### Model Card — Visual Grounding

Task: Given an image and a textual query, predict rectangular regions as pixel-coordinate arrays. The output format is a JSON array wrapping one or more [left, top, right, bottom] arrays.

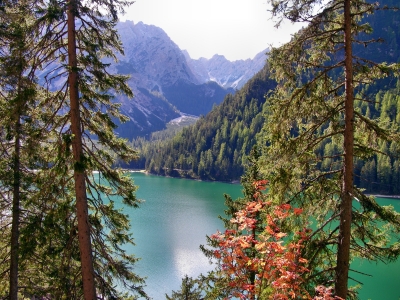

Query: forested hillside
[[2, 0, 399, 298], [130, 66, 276, 180], [133, 76, 400, 194], [133, 3, 400, 195], [352, 82, 400, 194]]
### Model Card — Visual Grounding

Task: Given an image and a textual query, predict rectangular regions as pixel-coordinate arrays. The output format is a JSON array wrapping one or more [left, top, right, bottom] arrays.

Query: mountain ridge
[[183, 50, 268, 89], [111, 20, 266, 138]]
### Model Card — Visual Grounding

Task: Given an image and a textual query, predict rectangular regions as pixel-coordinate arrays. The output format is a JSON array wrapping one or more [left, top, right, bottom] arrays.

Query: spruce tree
[[0, 0, 147, 297], [262, 0, 400, 298], [34, 0, 147, 296], [166, 275, 203, 300], [0, 1, 58, 297]]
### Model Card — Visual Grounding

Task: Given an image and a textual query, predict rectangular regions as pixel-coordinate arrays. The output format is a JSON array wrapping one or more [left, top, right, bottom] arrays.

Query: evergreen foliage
[[261, 0, 400, 297], [352, 83, 400, 194], [165, 275, 204, 300], [1, 0, 400, 297], [168, 0, 400, 298], [0, 1, 67, 297], [0, 0, 147, 298]]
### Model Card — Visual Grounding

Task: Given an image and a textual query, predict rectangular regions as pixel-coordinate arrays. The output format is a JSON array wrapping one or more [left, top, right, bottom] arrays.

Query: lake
[[119, 172, 399, 299]]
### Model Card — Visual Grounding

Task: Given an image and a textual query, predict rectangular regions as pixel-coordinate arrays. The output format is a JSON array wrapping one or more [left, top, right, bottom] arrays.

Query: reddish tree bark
[[335, 0, 354, 297], [67, 1, 97, 298], [9, 118, 21, 300]]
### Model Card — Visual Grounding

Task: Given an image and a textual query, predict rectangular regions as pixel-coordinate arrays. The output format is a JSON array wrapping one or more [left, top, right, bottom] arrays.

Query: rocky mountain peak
[[116, 21, 199, 88], [184, 50, 268, 89], [111, 21, 267, 138]]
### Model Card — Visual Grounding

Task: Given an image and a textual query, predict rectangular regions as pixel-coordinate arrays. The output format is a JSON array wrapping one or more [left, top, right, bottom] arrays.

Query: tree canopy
[[261, 0, 400, 297]]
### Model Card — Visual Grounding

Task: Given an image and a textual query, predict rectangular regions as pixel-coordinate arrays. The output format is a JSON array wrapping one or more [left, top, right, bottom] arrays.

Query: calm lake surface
[[119, 172, 399, 299]]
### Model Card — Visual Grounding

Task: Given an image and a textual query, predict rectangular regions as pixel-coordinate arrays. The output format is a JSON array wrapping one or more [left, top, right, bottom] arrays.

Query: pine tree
[[0, 8, 30, 298], [33, 0, 147, 296], [0, 1, 59, 297], [0, 0, 147, 297], [262, 0, 400, 298], [166, 275, 203, 300]]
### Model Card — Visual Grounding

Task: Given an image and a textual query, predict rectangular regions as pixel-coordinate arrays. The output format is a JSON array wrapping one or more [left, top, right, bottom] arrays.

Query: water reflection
[[173, 247, 210, 279], [122, 173, 241, 299]]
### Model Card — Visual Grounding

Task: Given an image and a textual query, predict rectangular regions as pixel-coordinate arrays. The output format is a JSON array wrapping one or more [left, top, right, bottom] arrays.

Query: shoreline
[[126, 169, 147, 173], [368, 194, 400, 199], [123, 170, 400, 198]]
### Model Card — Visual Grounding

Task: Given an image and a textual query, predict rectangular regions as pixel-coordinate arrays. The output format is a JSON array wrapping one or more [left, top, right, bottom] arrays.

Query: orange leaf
[[275, 232, 287, 239], [293, 208, 303, 215]]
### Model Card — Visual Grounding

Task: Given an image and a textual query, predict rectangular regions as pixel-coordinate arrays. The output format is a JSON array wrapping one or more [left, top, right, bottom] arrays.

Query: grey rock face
[[116, 21, 199, 88], [183, 50, 268, 89], [112, 21, 267, 138]]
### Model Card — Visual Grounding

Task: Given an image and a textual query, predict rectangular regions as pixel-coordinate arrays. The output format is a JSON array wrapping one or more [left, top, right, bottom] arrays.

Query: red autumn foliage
[[210, 180, 342, 300]]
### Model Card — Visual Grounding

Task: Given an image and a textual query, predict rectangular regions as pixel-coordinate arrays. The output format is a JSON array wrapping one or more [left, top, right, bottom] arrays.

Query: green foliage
[[166, 275, 204, 300], [0, 1, 67, 297], [350, 83, 400, 194]]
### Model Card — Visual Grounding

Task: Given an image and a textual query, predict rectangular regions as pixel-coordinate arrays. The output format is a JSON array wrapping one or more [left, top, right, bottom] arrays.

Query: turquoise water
[[119, 173, 399, 299], [351, 197, 400, 300], [121, 173, 242, 299]]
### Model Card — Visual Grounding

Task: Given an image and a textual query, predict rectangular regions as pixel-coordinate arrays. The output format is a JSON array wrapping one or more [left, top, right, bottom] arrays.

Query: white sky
[[120, 0, 303, 61]]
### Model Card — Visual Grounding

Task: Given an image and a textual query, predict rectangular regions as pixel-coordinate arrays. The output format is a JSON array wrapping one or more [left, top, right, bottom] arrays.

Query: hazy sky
[[120, 0, 303, 61]]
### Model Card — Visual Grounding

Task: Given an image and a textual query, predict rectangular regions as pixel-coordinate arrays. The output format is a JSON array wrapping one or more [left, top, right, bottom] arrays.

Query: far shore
[[126, 169, 147, 173], [122, 169, 400, 199], [368, 194, 400, 199]]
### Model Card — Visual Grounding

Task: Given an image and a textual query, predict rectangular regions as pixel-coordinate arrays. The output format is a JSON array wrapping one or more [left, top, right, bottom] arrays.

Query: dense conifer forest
[[132, 77, 400, 194], [0, 0, 146, 298]]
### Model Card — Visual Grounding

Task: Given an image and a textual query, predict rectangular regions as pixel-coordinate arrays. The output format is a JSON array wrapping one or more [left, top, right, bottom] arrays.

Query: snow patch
[[231, 75, 245, 89], [169, 113, 199, 125]]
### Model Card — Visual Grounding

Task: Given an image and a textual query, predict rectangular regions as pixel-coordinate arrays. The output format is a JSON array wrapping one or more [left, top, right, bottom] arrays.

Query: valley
[[112, 20, 267, 138]]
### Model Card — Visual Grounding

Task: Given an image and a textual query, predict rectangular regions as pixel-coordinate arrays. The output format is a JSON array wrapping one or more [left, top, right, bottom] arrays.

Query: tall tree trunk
[[335, 0, 354, 297], [9, 117, 21, 300], [67, 1, 97, 299]]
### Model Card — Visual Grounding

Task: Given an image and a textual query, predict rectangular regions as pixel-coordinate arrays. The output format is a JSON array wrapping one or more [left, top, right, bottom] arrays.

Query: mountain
[[183, 51, 267, 90], [110, 21, 266, 138], [115, 21, 200, 87]]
